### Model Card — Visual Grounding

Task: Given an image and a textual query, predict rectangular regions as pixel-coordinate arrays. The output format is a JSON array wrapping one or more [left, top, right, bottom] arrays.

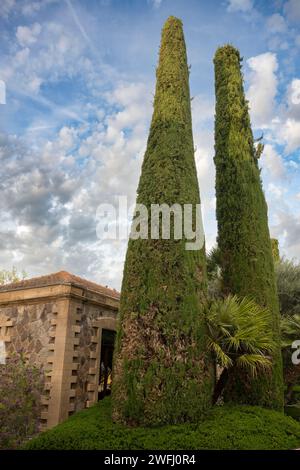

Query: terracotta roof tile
[[0, 271, 120, 299]]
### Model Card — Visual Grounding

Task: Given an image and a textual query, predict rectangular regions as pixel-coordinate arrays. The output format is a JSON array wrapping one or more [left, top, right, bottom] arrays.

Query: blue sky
[[0, 0, 300, 289]]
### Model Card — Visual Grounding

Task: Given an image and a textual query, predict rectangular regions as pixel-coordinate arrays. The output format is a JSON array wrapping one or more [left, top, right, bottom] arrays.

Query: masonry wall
[[71, 300, 116, 413], [0, 301, 56, 367], [0, 282, 119, 430]]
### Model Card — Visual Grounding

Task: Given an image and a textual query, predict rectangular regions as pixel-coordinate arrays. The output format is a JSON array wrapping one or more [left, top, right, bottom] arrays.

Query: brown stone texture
[[0, 271, 119, 429], [1, 303, 55, 366]]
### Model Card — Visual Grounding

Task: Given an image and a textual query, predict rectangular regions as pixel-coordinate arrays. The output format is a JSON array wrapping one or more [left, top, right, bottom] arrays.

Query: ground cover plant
[[24, 398, 300, 450]]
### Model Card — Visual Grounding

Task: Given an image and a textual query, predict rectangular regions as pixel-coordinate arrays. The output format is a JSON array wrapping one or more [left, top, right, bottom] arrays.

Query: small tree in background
[[0, 267, 27, 285], [281, 313, 300, 403], [112, 16, 214, 426], [213, 45, 284, 410], [0, 352, 44, 449], [276, 259, 300, 317], [278, 259, 300, 403], [206, 247, 222, 300]]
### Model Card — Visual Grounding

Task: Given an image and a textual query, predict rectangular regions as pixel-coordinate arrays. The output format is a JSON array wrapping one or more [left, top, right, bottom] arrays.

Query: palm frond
[[236, 354, 272, 377], [206, 337, 233, 368], [205, 295, 275, 376]]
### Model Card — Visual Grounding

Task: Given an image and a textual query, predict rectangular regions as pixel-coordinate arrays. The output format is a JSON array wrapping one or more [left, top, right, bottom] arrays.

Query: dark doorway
[[98, 329, 116, 400]]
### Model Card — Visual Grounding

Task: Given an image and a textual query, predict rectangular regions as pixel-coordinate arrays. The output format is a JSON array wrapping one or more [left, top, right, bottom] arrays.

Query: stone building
[[0, 271, 119, 429]]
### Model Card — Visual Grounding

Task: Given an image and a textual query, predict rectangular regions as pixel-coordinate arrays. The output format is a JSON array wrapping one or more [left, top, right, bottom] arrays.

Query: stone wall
[[0, 302, 56, 367], [67, 296, 118, 415], [0, 272, 119, 429]]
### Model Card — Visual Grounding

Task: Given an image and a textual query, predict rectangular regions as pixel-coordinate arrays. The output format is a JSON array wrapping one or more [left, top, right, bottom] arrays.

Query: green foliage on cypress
[[112, 16, 214, 426], [213, 45, 284, 410], [271, 239, 280, 263]]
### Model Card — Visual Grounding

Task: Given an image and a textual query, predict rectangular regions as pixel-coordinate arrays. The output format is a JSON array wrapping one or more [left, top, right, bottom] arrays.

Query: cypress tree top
[[112, 16, 214, 426], [137, 16, 200, 208], [214, 45, 284, 410]]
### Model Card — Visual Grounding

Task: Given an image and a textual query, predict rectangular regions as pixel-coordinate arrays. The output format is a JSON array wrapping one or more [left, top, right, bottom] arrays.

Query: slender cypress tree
[[112, 17, 214, 426], [213, 45, 284, 410]]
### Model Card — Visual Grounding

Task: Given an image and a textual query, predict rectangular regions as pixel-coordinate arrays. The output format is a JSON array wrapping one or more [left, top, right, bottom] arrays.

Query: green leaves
[[281, 313, 300, 349], [112, 16, 213, 426], [214, 44, 283, 409], [24, 398, 300, 450], [205, 295, 275, 376], [0, 266, 27, 285], [236, 355, 272, 377], [0, 352, 44, 449]]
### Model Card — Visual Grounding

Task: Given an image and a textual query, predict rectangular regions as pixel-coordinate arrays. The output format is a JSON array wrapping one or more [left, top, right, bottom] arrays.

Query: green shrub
[[285, 405, 300, 422], [0, 352, 44, 449], [276, 259, 300, 317], [24, 398, 300, 450]]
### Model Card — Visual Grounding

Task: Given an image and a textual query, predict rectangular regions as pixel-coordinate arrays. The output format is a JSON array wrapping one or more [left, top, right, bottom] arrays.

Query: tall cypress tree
[[213, 45, 284, 410], [112, 16, 214, 426]]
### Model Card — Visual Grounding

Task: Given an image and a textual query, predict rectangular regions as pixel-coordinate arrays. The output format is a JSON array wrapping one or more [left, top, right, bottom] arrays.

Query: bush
[[24, 398, 300, 450], [276, 259, 300, 317], [285, 404, 300, 421], [0, 352, 44, 449]]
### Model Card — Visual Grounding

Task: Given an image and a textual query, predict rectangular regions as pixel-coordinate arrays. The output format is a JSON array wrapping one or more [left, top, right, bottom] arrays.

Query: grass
[[24, 398, 300, 450]]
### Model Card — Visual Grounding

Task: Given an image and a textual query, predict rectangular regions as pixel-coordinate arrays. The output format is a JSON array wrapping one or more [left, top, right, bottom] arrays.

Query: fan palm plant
[[204, 295, 276, 404], [281, 313, 300, 403], [281, 313, 300, 347]]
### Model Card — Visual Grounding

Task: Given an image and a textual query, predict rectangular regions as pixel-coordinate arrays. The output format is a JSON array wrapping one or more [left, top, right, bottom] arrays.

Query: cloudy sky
[[0, 0, 299, 290]]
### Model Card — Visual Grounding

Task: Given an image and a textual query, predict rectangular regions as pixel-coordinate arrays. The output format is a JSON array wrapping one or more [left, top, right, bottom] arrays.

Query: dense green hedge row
[[24, 398, 300, 450]]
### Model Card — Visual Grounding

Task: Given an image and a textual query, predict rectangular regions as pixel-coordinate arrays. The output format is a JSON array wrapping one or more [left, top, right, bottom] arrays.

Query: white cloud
[[246, 52, 278, 128], [192, 95, 214, 128], [266, 13, 287, 34], [286, 78, 300, 118], [58, 126, 77, 151], [268, 182, 285, 199], [0, 80, 6, 104], [151, 0, 162, 8], [271, 210, 300, 261], [16, 22, 41, 47], [0, 0, 59, 18], [227, 0, 253, 12], [284, 0, 300, 22], [279, 118, 300, 154], [192, 91, 217, 252], [2, 21, 92, 96], [253, 76, 300, 155], [22, 1, 51, 16], [0, 0, 299, 284], [0, 0, 15, 17], [261, 144, 286, 180], [0, 79, 153, 288], [266, 78, 300, 154]]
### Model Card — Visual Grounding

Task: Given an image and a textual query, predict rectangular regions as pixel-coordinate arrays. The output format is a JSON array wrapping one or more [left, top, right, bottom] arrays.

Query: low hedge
[[24, 398, 300, 450], [285, 405, 300, 421]]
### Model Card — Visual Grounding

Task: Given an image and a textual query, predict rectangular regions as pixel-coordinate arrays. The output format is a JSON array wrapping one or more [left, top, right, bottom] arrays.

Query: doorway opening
[[98, 329, 116, 400]]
